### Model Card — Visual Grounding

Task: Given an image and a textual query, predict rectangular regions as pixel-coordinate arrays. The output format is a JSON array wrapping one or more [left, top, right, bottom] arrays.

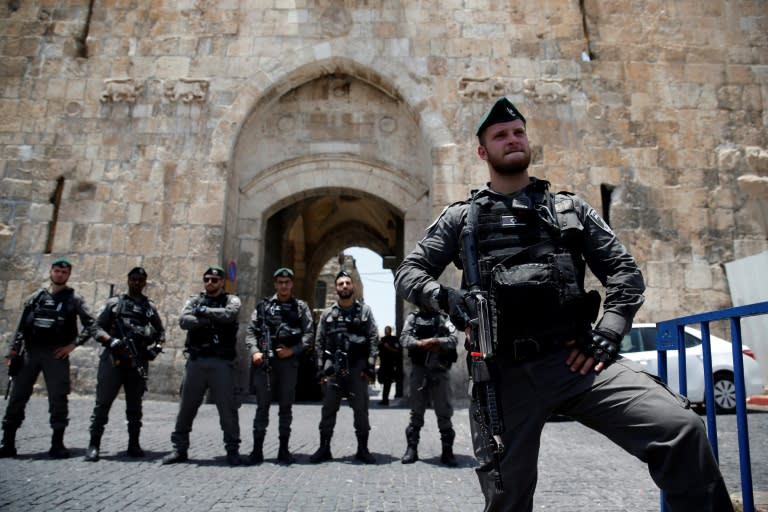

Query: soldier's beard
[[487, 149, 531, 176]]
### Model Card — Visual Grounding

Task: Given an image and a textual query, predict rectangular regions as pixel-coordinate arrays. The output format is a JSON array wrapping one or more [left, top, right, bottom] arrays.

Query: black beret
[[475, 97, 526, 136], [128, 266, 147, 278], [335, 270, 352, 281]]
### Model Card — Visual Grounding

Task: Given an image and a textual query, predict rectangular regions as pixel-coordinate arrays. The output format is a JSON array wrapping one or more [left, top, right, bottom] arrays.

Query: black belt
[[497, 336, 566, 363]]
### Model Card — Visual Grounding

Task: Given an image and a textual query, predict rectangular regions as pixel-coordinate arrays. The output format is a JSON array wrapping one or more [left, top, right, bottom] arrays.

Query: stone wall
[[0, 0, 765, 396]]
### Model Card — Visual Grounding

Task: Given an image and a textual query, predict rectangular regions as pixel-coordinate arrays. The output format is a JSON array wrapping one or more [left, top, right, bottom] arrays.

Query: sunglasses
[[203, 277, 221, 283]]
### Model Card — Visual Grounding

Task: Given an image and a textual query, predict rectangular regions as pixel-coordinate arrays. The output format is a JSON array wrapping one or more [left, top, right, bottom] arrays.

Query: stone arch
[[223, 51, 450, 326]]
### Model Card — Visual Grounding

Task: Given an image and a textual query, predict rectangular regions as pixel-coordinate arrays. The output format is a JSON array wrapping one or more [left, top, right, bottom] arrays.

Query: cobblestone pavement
[[0, 393, 765, 512]]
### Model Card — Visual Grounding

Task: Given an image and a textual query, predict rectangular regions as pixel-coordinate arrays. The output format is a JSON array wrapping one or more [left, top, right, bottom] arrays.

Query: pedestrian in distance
[[400, 305, 459, 466], [0, 258, 100, 459], [309, 270, 379, 465], [245, 267, 314, 465], [394, 97, 735, 512], [162, 265, 243, 466], [376, 325, 402, 406], [84, 266, 165, 462]]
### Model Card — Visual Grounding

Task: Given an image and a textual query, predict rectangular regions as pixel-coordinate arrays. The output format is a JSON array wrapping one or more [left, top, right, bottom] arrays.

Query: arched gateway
[[221, 55, 456, 327]]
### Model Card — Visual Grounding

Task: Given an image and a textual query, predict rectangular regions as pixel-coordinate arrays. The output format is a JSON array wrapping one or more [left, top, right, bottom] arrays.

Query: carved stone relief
[[164, 78, 210, 104], [99, 78, 142, 103]]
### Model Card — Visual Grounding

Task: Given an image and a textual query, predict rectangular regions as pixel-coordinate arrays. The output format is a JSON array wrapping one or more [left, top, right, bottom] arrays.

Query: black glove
[[363, 362, 376, 380], [435, 287, 471, 330], [586, 330, 621, 363], [195, 305, 208, 317], [109, 338, 125, 350], [146, 343, 163, 361]]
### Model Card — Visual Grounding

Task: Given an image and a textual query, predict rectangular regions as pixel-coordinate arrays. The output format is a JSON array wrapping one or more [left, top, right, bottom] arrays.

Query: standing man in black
[[0, 258, 100, 458], [84, 266, 165, 462], [376, 325, 401, 406], [245, 267, 314, 465], [162, 265, 243, 466], [309, 270, 379, 464], [394, 97, 734, 512], [400, 306, 458, 466]]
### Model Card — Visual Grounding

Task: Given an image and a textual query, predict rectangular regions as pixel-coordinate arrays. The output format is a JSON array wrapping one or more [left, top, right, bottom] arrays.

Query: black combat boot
[[161, 449, 188, 465], [249, 433, 264, 465], [277, 435, 294, 465], [354, 433, 376, 464], [0, 428, 17, 458], [440, 428, 457, 467], [309, 434, 332, 463], [48, 429, 70, 459], [401, 425, 419, 464], [127, 430, 144, 457], [225, 449, 242, 466], [84, 432, 102, 462]]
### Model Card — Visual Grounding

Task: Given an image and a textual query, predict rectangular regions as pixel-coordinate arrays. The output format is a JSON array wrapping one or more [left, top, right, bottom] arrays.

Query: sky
[[344, 246, 396, 333]]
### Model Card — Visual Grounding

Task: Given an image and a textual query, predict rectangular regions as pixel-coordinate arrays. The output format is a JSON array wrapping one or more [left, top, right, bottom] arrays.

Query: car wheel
[[713, 372, 737, 414]]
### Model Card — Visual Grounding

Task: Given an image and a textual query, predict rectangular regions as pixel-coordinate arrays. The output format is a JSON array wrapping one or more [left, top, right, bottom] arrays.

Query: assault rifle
[[113, 319, 150, 393], [322, 327, 353, 398], [258, 307, 274, 392], [4, 343, 25, 400], [462, 217, 505, 493]]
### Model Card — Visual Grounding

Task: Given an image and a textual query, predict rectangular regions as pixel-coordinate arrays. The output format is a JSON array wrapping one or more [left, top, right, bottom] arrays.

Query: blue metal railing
[[655, 301, 768, 512]]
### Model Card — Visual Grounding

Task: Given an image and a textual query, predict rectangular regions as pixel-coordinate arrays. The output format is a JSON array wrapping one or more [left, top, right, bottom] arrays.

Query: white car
[[620, 323, 765, 413]]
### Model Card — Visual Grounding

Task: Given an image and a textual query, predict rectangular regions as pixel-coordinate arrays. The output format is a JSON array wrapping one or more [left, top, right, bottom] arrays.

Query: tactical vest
[[469, 180, 598, 343], [186, 293, 238, 359], [325, 302, 369, 363], [261, 297, 302, 345], [112, 294, 158, 349], [24, 288, 78, 346], [407, 312, 458, 368]]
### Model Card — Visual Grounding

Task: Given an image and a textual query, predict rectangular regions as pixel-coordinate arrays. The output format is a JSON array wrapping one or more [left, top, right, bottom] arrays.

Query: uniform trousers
[[251, 356, 299, 438], [2, 346, 70, 431], [471, 347, 734, 512], [318, 359, 370, 437], [89, 350, 145, 437], [170, 356, 240, 453], [407, 365, 453, 433]]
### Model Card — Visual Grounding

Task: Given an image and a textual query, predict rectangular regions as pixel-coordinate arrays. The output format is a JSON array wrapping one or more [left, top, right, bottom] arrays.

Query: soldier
[[161, 265, 243, 466], [394, 97, 734, 512], [309, 270, 378, 464], [0, 258, 100, 459], [245, 267, 314, 465], [400, 305, 459, 466], [84, 267, 165, 462]]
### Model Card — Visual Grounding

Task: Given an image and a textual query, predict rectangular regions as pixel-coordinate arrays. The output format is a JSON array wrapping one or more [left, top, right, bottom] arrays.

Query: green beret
[[51, 257, 72, 268], [273, 267, 294, 278], [475, 97, 526, 136], [203, 265, 226, 278]]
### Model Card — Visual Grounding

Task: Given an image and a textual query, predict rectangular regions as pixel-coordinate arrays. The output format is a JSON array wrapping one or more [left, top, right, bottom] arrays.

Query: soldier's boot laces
[[84, 433, 101, 462], [127, 431, 144, 457], [354, 434, 376, 465], [161, 449, 188, 465], [48, 429, 70, 459], [277, 436, 294, 465], [309, 435, 332, 463], [0, 429, 17, 458], [440, 444, 458, 467], [401, 444, 418, 464], [225, 449, 242, 466], [249, 434, 264, 465]]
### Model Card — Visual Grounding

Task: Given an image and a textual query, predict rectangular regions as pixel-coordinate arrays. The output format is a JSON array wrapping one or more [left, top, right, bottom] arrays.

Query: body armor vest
[[407, 312, 457, 368], [24, 288, 78, 346], [112, 294, 157, 349], [262, 298, 302, 346], [186, 293, 238, 359], [325, 302, 369, 362], [470, 180, 596, 343]]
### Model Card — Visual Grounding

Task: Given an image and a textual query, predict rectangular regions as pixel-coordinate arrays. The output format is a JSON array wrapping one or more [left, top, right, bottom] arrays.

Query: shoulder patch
[[588, 208, 614, 235], [424, 201, 464, 233]]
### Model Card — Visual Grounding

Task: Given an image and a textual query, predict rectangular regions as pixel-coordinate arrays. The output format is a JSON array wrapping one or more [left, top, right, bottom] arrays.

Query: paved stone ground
[[0, 391, 766, 512]]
